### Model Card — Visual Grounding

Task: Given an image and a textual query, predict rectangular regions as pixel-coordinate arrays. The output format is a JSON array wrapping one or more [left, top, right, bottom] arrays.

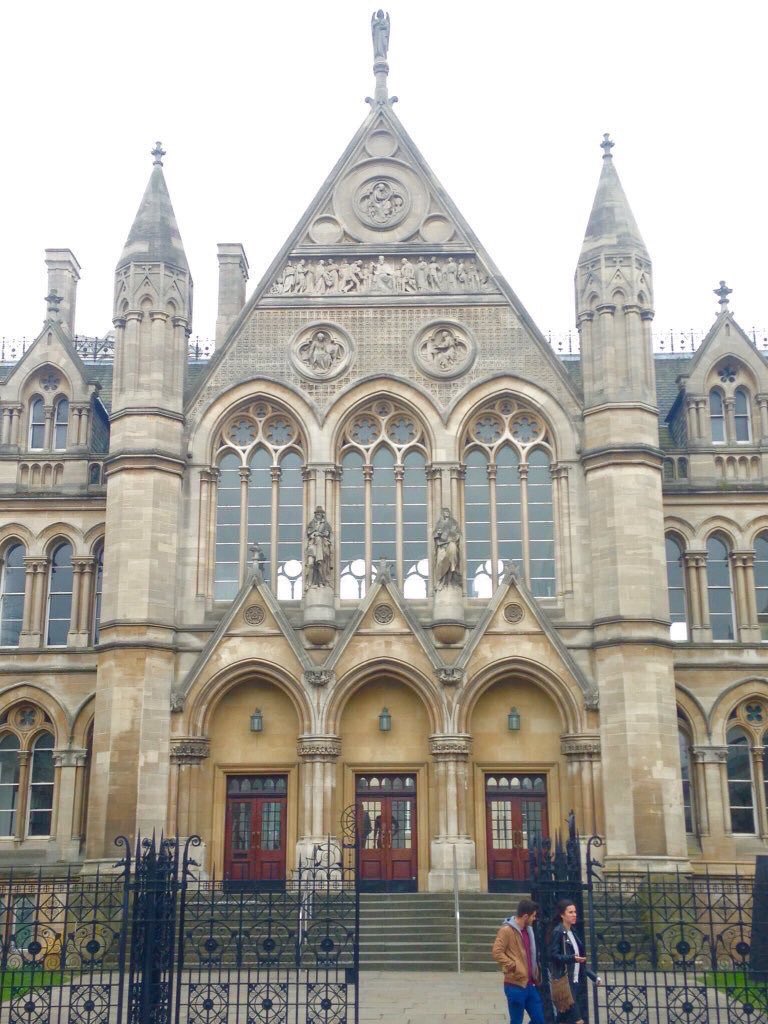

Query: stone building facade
[[0, 26, 766, 886]]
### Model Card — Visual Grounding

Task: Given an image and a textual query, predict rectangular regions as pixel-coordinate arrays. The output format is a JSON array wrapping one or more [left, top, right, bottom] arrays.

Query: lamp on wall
[[378, 707, 392, 732], [507, 707, 521, 731], [250, 708, 264, 733]]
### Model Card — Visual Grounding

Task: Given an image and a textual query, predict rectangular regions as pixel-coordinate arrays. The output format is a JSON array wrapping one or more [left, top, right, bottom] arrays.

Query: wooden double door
[[485, 773, 548, 891], [224, 774, 287, 888], [356, 774, 417, 892]]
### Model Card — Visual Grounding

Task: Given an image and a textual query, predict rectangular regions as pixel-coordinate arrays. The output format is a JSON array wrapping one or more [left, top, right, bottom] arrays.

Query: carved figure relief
[[305, 506, 333, 589], [289, 324, 354, 381], [270, 255, 494, 297], [356, 177, 409, 229], [433, 507, 462, 590], [413, 323, 475, 378]]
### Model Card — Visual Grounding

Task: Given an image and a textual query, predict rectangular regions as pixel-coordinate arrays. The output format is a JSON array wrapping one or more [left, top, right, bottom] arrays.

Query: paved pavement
[[360, 971, 508, 1023]]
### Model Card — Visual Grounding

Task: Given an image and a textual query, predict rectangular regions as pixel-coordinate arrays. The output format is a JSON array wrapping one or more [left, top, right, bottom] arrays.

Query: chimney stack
[[215, 243, 249, 345], [45, 249, 81, 336]]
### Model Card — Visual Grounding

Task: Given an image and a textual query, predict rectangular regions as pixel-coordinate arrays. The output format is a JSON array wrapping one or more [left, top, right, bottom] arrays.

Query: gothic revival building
[[1, 20, 766, 886]]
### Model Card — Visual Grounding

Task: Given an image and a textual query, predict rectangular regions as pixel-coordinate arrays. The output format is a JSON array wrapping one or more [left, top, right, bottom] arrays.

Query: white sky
[[2, 0, 765, 346]]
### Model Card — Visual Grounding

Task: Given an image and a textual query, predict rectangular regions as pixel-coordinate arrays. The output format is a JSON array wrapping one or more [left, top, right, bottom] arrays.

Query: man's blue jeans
[[504, 983, 545, 1024]]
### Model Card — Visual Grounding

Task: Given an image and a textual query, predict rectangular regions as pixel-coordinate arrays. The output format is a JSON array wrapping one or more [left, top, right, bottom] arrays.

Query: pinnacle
[[580, 136, 647, 258], [117, 146, 188, 271]]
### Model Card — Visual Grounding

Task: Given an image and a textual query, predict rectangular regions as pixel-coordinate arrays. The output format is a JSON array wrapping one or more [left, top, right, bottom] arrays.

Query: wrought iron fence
[[0, 833, 359, 1024]]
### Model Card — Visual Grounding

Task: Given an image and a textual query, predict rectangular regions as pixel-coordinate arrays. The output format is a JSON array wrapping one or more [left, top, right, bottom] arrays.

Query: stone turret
[[576, 135, 656, 410]]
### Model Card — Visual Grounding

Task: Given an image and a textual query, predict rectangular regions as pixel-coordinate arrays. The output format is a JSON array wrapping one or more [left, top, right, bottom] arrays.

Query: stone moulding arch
[[325, 658, 443, 735], [675, 684, 709, 745], [36, 522, 84, 557], [0, 682, 70, 743], [184, 658, 313, 737], [457, 658, 582, 735], [327, 381, 438, 457], [692, 516, 742, 548], [70, 695, 95, 748], [745, 516, 768, 547], [708, 677, 768, 744], [0, 524, 35, 551], [664, 518, 695, 547]]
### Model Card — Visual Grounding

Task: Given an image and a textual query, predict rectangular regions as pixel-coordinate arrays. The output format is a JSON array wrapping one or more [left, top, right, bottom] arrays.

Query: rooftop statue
[[371, 10, 390, 60]]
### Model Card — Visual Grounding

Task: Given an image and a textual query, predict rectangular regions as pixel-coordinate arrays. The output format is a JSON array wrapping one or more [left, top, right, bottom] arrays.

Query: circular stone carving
[[289, 323, 355, 381], [308, 215, 343, 245], [244, 605, 265, 625], [355, 177, 410, 229], [365, 129, 398, 158], [504, 603, 524, 624], [412, 321, 476, 380], [420, 214, 455, 244], [373, 604, 395, 624]]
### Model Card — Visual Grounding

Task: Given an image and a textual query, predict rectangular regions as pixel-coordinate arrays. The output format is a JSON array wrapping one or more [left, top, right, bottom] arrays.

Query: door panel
[[224, 775, 287, 888], [485, 774, 548, 891], [356, 775, 417, 892]]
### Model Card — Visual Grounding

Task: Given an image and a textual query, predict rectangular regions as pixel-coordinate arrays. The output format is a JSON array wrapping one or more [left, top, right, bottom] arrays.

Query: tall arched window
[[678, 722, 694, 834], [92, 543, 104, 644], [53, 397, 69, 450], [665, 535, 688, 641], [339, 401, 429, 599], [755, 532, 768, 641], [0, 543, 26, 647], [28, 398, 45, 450], [46, 542, 73, 646], [462, 398, 555, 598], [734, 388, 751, 443], [0, 734, 20, 837], [213, 404, 305, 602], [706, 534, 735, 640], [726, 726, 756, 834], [709, 389, 725, 444], [27, 732, 54, 836]]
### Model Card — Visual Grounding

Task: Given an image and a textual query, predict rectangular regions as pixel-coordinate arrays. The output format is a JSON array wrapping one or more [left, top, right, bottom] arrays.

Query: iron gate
[[530, 818, 768, 1024], [0, 832, 359, 1024]]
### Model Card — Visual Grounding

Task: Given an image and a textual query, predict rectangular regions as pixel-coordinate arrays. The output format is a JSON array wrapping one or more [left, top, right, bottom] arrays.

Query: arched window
[[92, 543, 104, 644], [709, 389, 725, 444], [0, 734, 20, 837], [213, 404, 305, 602], [53, 397, 69, 451], [46, 542, 73, 646], [0, 543, 26, 647], [28, 398, 45, 450], [706, 534, 735, 640], [27, 732, 54, 836], [726, 727, 756, 834], [462, 398, 555, 597], [734, 388, 751, 443], [755, 532, 768, 641], [665, 535, 688, 641], [339, 401, 429, 599], [678, 723, 694, 834]]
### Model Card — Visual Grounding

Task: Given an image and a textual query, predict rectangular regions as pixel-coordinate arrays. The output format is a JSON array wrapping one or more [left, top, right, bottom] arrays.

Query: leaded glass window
[[706, 534, 735, 640], [46, 542, 73, 646], [339, 400, 429, 599], [28, 398, 45, 451], [734, 388, 751, 443], [53, 397, 69, 451], [709, 389, 725, 444], [726, 727, 756, 834], [0, 734, 19, 837], [27, 733, 54, 837], [665, 535, 688, 641], [463, 398, 556, 597], [0, 543, 26, 647], [755, 532, 768, 641]]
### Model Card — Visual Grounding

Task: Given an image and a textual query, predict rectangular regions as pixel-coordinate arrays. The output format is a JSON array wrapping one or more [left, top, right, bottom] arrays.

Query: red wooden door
[[485, 774, 548, 890], [356, 774, 417, 892], [224, 775, 287, 887]]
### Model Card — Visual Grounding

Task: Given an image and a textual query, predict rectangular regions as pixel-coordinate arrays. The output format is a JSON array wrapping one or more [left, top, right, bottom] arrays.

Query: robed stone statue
[[371, 10, 390, 60], [433, 507, 462, 590], [305, 506, 333, 589]]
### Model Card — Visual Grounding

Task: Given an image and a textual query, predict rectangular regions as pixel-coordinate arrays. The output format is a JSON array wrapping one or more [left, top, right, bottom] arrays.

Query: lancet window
[[665, 534, 688, 641], [53, 397, 69, 451], [0, 705, 56, 839], [0, 542, 26, 647], [213, 403, 305, 601], [755, 532, 768, 641], [706, 534, 735, 641], [677, 720, 695, 834], [339, 400, 429, 599], [724, 698, 768, 835], [462, 398, 555, 598], [28, 398, 45, 451], [46, 542, 73, 646], [92, 543, 104, 644]]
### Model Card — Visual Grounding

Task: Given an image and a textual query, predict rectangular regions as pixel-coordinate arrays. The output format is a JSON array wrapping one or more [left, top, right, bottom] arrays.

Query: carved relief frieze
[[561, 735, 601, 758], [297, 736, 342, 758], [429, 734, 472, 759], [170, 737, 210, 764]]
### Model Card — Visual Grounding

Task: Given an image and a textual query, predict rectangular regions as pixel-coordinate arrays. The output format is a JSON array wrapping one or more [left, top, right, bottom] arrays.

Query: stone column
[[561, 734, 601, 837], [685, 397, 700, 444], [19, 557, 47, 647], [724, 397, 736, 446], [428, 734, 479, 892], [756, 394, 768, 443], [296, 735, 341, 865], [169, 737, 210, 848], [751, 745, 768, 841], [53, 748, 88, 861], [551, 464, 572, 595], [15, 751, 31, 842], [691, 746, 731, 858], [733, 551, 760, 642], [684, 552, 709, 641], [69, 558, 96, 647]]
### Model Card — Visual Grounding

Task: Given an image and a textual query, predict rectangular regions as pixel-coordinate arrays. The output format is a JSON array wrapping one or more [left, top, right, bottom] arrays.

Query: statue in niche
[[298, 329, 344, 376], [371, 9, 390, 60], [305, 506, 333, 589], [419, 327, 468, 373], [433, 508, 462, 590]]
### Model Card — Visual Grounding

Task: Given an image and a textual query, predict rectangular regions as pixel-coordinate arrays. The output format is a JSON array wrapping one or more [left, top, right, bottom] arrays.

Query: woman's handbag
[[550, 973, 574, 1014]]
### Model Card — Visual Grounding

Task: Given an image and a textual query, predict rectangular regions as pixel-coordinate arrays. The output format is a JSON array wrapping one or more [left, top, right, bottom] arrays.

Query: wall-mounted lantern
[[250, 708, 264, 733], [507, 707, 521, 731], [378, 707, 392, 732]]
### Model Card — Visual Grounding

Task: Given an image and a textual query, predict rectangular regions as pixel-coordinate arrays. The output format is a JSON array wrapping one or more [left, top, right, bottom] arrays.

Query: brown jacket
[[492, 921, 540, 987]]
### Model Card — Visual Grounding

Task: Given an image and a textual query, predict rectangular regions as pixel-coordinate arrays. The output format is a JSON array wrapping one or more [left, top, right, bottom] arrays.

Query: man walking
[[492, 898, 545, 1024]]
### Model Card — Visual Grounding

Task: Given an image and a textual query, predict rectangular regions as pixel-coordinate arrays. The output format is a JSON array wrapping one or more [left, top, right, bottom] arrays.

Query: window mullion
[[238, 466, 250, 587], [519, 462, 530, 584], [395, 465, 404, 586], [16, 750, 30, 841], [364, 465, 373, 591], [751, 744, 768, 840], [207, 467, 220, 600], [487, 463, 499, 590], [270, 466, 281, 592]]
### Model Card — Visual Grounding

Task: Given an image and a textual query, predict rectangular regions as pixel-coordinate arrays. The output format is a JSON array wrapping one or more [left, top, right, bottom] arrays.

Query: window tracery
[[0, 706, 55, 839], [213, 403, 305, 601], [708, 361, 755, 445], [462, 398, 555, 598], [339, 400, 429, 599]]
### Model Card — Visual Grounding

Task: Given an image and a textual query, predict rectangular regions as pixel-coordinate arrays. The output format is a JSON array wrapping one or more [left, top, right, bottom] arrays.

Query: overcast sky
[[2, 0, 765, 347]]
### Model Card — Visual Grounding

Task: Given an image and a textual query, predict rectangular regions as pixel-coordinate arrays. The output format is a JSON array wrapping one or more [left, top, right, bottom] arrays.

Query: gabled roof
[[1, 318, 95, 392]]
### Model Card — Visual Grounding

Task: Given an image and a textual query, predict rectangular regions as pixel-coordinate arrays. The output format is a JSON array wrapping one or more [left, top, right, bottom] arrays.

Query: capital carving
[[52, 747, 88, 769], [584, 688, 600, 711], [297, 735, 341, 758], [170, 737, 210, 764], [561, 735, 601, 757], [436, 666, 464, 687], [303, 669, 335, 688], [691, 745, 728, 764], [429, 733, 472, 759], [170, 691, 185, 713]]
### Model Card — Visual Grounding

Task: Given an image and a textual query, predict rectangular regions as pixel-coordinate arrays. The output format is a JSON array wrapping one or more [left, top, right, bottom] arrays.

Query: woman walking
[[547, 899, 601, 1024]]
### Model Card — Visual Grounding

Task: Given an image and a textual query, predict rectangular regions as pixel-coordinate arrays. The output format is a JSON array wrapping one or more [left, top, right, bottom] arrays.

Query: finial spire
[[714, 280, 732, 310], [601, 133, 614, 158], [151, 141, 166, 167], [367, 10, 392, 106]]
